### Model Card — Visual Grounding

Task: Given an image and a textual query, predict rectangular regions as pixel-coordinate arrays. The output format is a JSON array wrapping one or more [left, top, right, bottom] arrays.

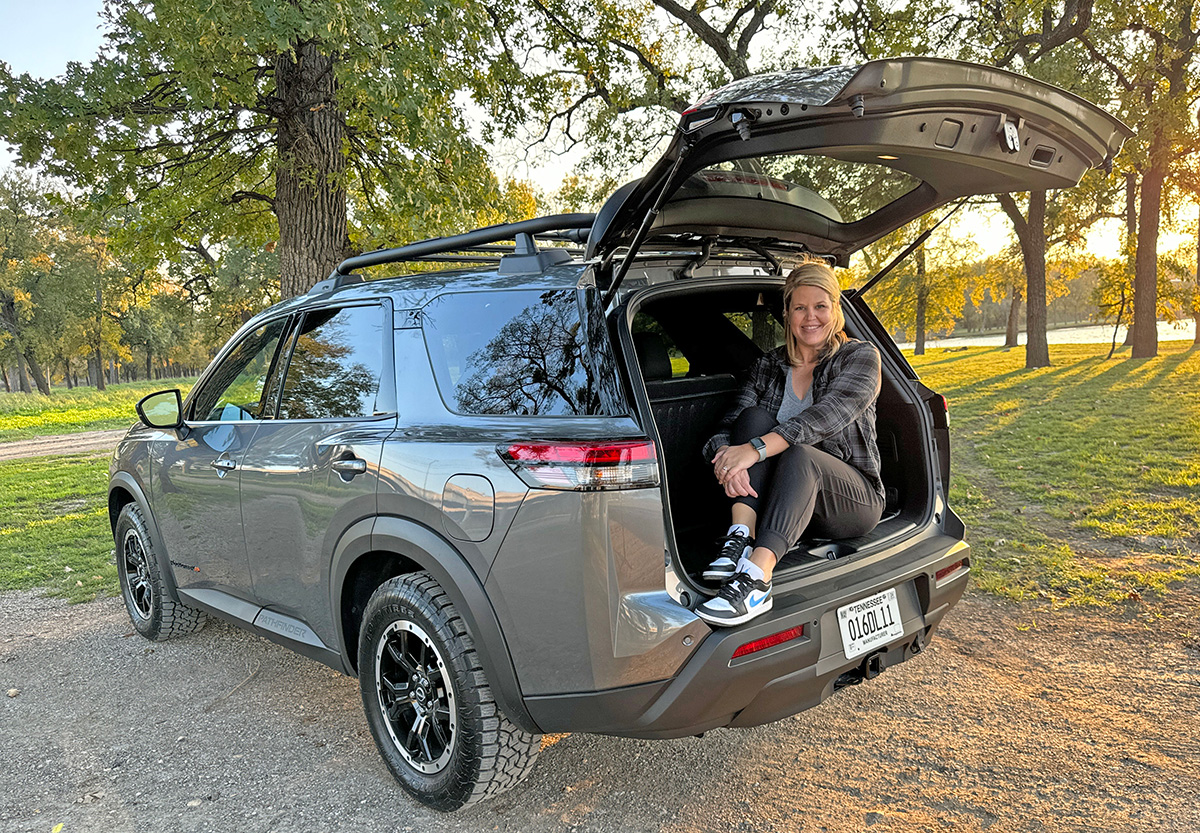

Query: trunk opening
[[621, 277, 937, 592]]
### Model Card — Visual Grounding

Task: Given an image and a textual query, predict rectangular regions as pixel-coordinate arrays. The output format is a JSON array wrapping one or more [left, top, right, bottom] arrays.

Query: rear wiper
[[847, 199, 967, 300]]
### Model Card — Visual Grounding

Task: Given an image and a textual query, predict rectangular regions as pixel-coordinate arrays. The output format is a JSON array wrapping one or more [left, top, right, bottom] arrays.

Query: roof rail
[[318, 213, 596, 293]]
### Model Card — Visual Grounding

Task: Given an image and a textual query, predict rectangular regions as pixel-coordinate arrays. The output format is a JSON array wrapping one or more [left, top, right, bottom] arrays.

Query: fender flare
[[108, 471, 181, 602], [330, 516, 539, 734]]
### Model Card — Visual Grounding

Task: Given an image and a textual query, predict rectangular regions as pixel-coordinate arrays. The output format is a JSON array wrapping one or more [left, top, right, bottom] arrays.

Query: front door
[[154, 317, 290, 596]]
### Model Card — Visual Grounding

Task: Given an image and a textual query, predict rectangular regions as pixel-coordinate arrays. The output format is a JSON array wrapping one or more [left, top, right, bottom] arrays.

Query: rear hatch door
[[587, 57, 1132, 268]]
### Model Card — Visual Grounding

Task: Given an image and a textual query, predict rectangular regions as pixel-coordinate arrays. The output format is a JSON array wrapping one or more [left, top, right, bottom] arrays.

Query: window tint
[[277, 306, 385, 420], [725, 309, 785, 352], [423, 290, 602, 416], [191, 319, 288, 422]]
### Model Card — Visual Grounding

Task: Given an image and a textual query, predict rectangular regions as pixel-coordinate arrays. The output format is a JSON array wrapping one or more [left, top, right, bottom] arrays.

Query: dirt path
[[0, 429, 127, 461], [3, 588, 1198, 833]]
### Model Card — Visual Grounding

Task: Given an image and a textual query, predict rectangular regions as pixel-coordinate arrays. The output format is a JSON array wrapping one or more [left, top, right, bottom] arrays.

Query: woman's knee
[[732, 407, 776, 442]]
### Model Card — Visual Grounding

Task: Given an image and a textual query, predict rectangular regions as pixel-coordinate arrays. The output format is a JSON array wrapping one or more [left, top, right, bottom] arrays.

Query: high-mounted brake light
[[731, 625, 805, 659], [498, 440, 659, 491]]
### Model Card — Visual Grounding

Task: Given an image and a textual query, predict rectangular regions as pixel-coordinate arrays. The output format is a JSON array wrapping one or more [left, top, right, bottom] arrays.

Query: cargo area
[[622, 276, 936, 589]]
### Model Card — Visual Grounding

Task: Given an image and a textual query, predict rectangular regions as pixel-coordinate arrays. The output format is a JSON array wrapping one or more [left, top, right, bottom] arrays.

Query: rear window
[[422, 289, 608, 416], [688, 155, 921, 223]]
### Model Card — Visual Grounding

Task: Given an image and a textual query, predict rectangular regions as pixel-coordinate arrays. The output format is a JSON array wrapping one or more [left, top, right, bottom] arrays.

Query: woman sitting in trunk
[[696, 260, 885, 627]]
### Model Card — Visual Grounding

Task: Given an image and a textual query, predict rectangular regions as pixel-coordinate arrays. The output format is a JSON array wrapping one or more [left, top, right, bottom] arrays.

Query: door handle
[[331, 458, 368, 475], [210, 458, 237, 472]]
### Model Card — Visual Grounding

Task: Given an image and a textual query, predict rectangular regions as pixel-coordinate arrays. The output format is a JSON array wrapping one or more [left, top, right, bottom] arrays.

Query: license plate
[[837, 587, 904, 660]]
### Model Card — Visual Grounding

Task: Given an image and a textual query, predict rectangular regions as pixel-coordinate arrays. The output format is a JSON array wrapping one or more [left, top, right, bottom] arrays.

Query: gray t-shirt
[[776, 366, 812, 423]]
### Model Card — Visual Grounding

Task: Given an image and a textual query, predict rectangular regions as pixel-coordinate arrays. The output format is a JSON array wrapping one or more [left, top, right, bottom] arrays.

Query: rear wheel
[[114, 504, 207, 641], [358, 573, 541, 810]]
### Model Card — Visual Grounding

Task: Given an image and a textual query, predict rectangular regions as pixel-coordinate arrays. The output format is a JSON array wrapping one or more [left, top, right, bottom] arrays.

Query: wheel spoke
[[431, 712, 450, 748], [379, 672, 408, 697]]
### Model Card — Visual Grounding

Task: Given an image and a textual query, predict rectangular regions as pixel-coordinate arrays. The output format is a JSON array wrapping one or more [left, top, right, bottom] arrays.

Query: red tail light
[[731, 625, 805, 659], [935, 559, 968, 585], [498, 440, 659, 491]]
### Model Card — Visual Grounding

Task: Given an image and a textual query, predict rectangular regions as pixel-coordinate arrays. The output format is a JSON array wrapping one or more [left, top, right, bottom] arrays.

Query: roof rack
[[309, 213, 596, 295]]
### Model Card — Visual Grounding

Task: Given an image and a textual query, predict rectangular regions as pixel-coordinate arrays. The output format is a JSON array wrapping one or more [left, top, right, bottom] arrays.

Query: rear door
[[240, 301, 395, 649]]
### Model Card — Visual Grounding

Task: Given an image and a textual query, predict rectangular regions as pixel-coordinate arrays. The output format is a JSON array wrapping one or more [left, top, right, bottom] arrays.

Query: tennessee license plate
[[837, 587, 904, 660]]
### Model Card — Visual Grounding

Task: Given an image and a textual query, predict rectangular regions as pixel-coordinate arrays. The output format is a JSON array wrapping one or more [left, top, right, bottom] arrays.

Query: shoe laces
[[715, 572, 761, 603], [716, 532, 750, 559]]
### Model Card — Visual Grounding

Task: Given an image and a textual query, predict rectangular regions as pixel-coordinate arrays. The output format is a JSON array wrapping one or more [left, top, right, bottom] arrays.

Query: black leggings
[[730, 407, 885, 559]]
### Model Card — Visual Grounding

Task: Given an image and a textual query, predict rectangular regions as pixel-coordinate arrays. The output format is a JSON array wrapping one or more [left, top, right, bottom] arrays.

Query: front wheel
[[114, 503, 207, 641], [358, 573, 541, 811]]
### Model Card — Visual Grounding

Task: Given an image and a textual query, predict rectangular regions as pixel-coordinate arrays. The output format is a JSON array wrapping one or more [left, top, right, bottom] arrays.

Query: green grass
[[0, 454, 116, 602], [0, 378, 194, 442], [911, 340, 1200, 608]]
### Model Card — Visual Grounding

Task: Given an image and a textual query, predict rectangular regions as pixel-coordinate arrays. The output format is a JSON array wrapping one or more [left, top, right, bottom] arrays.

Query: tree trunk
[[16, 350, 31, 393], [1194, 205, 1199, 347], [23, 349, 51, 395], [914, 246, 927, 356], [1132, 142, 1165, 359], [1005, 286, 1022, 348], [145, 347, 152, 382], [1022, 191, 1050, 368], [275, 39, 350, 298], [1123, 171, 1138, 346], [1, 365, 10, 392]]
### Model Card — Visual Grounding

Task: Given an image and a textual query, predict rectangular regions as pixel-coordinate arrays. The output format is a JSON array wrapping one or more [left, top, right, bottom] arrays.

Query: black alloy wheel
[[375, 619, 457, 774], [114, 503, 207, 641], [121, 526, 155, 621], [358, 572, 541, 810]]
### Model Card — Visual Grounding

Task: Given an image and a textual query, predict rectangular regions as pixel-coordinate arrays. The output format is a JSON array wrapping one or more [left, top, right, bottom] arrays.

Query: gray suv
[[108, 57, 1128, 810]]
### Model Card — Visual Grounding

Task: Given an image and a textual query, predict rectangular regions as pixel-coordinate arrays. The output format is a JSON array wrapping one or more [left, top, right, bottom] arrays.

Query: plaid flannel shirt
[[702, 340, 885, 500]]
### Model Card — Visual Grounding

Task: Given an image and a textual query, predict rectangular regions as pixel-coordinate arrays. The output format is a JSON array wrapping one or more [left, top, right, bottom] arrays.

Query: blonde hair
[[783, 260, 847, 365]]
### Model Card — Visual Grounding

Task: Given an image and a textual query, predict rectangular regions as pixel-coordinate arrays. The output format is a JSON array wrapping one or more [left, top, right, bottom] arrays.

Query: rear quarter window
[[422, 289, 613, 417]]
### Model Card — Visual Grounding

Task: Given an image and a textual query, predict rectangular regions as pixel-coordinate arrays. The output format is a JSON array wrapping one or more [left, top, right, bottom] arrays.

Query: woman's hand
[[712, 443, 759, 498]]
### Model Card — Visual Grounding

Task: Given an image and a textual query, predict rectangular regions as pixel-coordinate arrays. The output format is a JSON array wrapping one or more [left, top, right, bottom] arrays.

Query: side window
[[632, 313, 688, 378], [725, 308, 785, 352], [423, 289, 603, 416], [277, 305, 385, 420], [190, 319, 289, 422]]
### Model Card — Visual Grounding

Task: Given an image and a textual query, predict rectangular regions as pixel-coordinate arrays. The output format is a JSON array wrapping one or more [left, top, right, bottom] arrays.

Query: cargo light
[[498, 440, 659, 491], [731, 625, 805, 659], [935, 559, 968, 585]]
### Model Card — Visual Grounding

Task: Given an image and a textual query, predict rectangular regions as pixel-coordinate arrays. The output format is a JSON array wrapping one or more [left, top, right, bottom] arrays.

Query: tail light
[[731, 625, 805, 659], [935, 558, 968, 585], [498, 440, 659, 491]]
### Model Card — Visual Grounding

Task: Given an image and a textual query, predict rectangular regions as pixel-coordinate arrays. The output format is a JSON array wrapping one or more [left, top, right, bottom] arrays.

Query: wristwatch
[[749, 436, 767, 462]]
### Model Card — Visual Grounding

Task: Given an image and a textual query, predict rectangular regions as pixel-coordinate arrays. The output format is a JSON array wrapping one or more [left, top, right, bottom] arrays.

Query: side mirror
[[136, 389, 184, 430]]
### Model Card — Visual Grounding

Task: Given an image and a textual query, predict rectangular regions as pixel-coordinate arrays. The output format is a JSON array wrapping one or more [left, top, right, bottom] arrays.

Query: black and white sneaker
[[695, 572, 773, 627], [702, 532, 753, 581]]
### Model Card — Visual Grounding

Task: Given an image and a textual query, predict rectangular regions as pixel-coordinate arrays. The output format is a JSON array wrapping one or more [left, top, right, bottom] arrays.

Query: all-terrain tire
[[114, 503, 207, 641], [358, 572, 541, 811]]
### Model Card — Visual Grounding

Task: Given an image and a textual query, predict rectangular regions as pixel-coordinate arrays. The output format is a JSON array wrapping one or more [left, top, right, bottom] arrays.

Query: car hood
[[586, 57, 1132, 266]]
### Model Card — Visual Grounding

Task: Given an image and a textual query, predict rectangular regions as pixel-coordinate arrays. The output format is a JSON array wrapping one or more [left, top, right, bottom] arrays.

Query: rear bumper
[[524, 536, 969, 738]]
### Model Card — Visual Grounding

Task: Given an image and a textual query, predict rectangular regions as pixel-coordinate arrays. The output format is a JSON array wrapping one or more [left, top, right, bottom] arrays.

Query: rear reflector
[[935, 559, 967, 584], [731, 625, 805, 659], [498, 440, 660, 491]]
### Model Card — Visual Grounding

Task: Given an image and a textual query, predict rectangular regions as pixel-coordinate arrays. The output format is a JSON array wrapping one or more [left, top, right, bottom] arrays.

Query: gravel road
[[0, 430, 127, 462], [3, 588, 1198, 833]]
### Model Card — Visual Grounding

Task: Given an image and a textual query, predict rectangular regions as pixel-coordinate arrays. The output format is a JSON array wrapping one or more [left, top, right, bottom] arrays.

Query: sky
[[0, 0, 1139, 260], [0, 0, 107, 80]]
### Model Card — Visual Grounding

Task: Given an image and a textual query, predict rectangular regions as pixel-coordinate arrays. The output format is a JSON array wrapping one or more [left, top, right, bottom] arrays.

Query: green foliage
[[912, 340, 1200, 607], [0, 0, 534, 297]]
